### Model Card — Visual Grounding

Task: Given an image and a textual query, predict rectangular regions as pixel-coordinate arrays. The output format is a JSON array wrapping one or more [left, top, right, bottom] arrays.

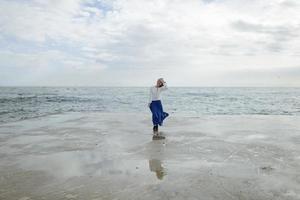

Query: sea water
[[0, 87, 300, 123]]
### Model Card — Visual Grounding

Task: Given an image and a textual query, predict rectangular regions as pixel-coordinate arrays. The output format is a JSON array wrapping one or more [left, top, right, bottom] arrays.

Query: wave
[[1, 87, 300, 124]]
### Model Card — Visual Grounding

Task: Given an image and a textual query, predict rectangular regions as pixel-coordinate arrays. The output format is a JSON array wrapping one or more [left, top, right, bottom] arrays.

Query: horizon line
[[1, 85, 300, 88]]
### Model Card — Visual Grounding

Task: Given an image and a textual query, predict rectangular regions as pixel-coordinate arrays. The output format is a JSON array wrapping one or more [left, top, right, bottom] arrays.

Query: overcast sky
[[0, 0, 300, 86]]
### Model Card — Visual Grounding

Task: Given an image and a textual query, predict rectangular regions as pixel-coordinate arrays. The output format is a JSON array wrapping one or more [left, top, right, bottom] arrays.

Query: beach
[[0, 112, 300, 200]]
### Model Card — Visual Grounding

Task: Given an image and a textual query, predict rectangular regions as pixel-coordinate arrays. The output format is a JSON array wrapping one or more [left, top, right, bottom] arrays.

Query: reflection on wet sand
[[148, 134, 167, 180], [152, 131, 166, 140], [149, 159, 166, 180]]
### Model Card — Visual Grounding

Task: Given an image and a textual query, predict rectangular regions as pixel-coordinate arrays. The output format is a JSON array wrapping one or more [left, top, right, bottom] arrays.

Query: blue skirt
[[150, 100, 169, 126]]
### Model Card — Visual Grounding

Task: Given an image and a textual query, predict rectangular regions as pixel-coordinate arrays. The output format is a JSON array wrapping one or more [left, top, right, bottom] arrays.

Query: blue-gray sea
[[0, 87, 300, 123]]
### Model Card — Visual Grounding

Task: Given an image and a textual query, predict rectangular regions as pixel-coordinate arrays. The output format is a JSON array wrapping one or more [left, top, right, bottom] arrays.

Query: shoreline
[[2, 111, 300, 125]]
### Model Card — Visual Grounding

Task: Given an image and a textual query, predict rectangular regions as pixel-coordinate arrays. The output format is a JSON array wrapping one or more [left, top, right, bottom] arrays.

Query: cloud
[[279, 0, 299, 7], [222, 66, 300, 87], [231, 19, 300, 52], [231, 20, 298, 39], [0, 0, 300, 86]]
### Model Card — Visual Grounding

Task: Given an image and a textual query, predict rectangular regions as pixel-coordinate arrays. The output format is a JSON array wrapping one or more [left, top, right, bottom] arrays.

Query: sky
[[0, 0, 300, 87]]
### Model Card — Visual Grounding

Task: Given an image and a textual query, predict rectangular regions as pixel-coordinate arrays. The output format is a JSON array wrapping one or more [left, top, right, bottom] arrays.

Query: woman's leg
[[150, 102, 159, 134]]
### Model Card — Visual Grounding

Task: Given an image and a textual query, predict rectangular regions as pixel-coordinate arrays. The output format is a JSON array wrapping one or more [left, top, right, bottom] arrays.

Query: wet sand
[[0, 113, 300, 200]]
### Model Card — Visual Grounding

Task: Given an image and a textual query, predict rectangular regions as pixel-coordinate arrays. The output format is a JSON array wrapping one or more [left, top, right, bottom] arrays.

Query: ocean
[[0, 87, 300, 123]]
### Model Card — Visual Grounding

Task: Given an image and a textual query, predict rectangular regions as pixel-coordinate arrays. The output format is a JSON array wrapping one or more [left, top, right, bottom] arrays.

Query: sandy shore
[[0, 113, 300, 200]]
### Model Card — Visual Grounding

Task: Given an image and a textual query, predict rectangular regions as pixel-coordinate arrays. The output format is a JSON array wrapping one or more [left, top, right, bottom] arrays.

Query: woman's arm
[[160, 82, 168, 91]]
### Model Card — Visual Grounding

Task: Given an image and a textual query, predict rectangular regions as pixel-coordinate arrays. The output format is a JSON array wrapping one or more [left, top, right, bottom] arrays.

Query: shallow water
[[0, 113, 299, 199], [1, 87, 300, 123]]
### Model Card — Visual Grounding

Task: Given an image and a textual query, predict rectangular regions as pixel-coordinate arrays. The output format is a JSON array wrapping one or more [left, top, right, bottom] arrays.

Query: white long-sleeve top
[[148, 83, 168, 103]]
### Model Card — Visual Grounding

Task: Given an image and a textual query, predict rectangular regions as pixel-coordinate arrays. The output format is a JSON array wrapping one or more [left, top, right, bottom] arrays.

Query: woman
[[148, 78, 169, 135]]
